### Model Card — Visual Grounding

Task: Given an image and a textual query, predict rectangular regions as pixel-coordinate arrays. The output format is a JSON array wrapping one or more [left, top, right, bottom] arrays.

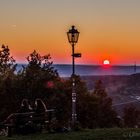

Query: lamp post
[[67, 25, 80, 127]]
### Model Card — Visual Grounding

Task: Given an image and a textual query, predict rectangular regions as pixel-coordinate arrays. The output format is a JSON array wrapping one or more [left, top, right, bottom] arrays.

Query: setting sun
[[103, 60, 110, 65]]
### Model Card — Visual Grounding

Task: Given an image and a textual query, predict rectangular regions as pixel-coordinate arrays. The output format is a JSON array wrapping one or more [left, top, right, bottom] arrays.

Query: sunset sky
[[0, 0, 140, 65]]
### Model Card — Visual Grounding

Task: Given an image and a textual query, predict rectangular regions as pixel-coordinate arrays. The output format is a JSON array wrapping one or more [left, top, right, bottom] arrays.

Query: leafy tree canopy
[[0, 44, 16, 77]]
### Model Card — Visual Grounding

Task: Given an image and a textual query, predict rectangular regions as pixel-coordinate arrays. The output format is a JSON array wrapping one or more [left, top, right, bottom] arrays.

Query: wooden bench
[[4, 109, 54, 136]]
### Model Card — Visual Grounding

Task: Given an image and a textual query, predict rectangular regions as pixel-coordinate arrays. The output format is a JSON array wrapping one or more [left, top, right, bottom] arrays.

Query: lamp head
[[67, 25, 79, 46]]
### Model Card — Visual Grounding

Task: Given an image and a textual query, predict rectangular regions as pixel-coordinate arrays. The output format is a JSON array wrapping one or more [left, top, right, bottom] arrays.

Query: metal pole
[[72, 43, 76, 126], [72, 44, 75, 75]]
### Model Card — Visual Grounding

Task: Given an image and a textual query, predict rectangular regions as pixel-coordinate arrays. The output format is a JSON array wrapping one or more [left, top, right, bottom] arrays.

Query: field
[[1, 128, 140, 140]]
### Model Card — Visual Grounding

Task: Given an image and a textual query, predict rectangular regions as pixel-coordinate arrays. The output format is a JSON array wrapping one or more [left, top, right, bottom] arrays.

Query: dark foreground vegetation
[[0, 45, 118, 128], [0, 128, 140, 140], [0, 44, 140, 137]]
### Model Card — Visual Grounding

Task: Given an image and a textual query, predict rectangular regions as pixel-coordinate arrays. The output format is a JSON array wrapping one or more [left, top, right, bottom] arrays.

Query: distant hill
[[81, 73, 140, 116], [16, 64, 140, 77]]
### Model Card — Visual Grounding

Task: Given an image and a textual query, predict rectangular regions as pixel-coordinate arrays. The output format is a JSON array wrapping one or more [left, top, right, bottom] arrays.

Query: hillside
[[81, 73, 140, 115]]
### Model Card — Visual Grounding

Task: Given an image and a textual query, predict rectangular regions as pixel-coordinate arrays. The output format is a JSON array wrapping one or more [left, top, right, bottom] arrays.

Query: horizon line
[[16, 63, 140, 67]]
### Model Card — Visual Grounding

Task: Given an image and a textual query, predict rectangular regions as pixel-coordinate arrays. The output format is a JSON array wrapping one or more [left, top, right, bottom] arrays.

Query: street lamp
[[67, 25, 80, 127]]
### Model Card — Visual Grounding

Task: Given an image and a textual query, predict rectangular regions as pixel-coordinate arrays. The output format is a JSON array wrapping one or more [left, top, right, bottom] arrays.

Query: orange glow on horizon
[[1, 1, 140, 65]]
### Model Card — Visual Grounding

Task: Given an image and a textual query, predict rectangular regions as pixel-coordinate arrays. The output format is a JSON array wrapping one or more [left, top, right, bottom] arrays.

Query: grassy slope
[[1, 128, 140, 140]]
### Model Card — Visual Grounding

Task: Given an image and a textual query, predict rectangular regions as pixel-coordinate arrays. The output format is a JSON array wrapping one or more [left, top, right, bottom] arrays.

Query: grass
[[1, 128, 140, 140]]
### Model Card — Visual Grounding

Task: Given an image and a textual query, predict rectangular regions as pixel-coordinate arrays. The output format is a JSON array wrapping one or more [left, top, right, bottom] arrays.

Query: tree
[[77, 92, 99, 128], [90, 80, 117, 128], [0, 45, 16, 76], [61, 78, 118, 128], [123, 104, 140, 128], [77, 80, 118, 128], [16, 50, 60, 100], [93, 80, 117, 127], [0, 45, 17, 120], [47, 75, 90, 129]]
